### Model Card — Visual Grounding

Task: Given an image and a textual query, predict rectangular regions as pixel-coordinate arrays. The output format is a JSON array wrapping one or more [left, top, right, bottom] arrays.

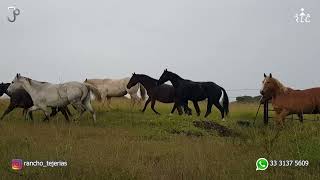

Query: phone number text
[[269, 160, 309, 167]]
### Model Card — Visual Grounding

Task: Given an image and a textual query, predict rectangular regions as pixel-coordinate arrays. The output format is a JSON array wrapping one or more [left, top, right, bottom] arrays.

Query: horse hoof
[[222, 118, 226, 121]]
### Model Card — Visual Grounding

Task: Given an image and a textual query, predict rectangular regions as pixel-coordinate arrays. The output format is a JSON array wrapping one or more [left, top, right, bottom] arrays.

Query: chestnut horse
[[260, 73, 320, 126]]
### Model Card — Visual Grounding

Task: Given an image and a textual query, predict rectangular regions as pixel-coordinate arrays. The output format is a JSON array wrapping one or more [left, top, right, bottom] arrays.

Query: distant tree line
[[236, 95, 262, 103]]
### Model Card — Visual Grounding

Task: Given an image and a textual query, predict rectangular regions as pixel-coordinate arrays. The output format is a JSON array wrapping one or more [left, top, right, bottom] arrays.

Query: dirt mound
[[193, 120, 240, 137], [236, 120, 251, 127]]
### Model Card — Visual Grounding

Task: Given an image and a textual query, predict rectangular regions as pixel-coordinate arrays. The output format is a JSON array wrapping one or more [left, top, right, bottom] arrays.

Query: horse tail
[[139, 84, 147, 101], [221, 87, 229, 116], [84, 83, 102, 102]]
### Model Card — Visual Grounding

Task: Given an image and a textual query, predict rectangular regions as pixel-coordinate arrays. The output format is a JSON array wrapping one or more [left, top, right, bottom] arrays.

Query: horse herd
[[0, 69, 229, 124], [0, 70, 320, 127]]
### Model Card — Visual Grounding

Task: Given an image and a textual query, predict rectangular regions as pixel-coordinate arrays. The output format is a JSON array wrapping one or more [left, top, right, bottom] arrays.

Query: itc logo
[[295, 8, 311, 23]]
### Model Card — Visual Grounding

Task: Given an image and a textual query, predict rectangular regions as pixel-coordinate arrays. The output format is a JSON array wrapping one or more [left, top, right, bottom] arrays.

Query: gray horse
[[7, 74, 101, 123]]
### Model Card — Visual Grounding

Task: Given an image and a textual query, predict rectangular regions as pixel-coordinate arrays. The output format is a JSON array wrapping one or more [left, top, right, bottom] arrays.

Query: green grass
[[0, 98, 319, 179]]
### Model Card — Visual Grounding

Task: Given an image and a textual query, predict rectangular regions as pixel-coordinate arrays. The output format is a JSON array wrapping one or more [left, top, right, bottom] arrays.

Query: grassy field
[[0, 98, 320, 179]]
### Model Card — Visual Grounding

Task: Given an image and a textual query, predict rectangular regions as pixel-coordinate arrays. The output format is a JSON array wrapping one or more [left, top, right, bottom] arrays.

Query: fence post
[[263, 101, 269, 125]]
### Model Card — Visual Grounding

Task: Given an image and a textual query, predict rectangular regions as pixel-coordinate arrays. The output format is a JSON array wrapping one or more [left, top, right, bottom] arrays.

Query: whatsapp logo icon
[[256, 158, 268, 171]]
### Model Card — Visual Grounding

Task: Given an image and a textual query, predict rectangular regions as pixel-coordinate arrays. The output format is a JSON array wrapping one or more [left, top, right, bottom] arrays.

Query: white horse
[[7, 74, 102, 123], [84, 77, 146, 109]]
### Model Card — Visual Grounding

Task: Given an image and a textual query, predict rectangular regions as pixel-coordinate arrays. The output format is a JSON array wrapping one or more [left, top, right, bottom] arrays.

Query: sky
[[0, 0, 319, 99]]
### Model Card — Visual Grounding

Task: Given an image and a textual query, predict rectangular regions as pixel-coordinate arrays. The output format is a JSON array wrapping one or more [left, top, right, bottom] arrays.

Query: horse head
[[157, 69, 170, 86], [7, 73, 28, 94], [0, 82, 10, 96], [260, 73, 285, 103], [0, 83, 10, 97], [127, 72, 138, 89]]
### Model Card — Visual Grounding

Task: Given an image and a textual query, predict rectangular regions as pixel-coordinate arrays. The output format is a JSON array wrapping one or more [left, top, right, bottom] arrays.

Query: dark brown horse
[[157, 69, 229, 119], [127, 73, 182, 115], [260, 73, 320, 126], [0, 82, 71, 121]]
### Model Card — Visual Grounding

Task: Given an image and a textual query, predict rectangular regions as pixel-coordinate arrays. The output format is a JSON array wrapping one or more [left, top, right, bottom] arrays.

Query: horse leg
[[213, 101, 225, 120], [177, 106, 183, 115], [142, 97, 151, 112], [204, 99, 214, 118], [192, 101, 201, 116], [41, 107, 51, 122], [151, 99, 160, 115], [1, 103, 16, 120], [50, 108, 58, 117], [130, 94, 136, 108], [170, 102, 183, 115], [130, 96, 135, 109], [83, 98, 97, 124], [133, 95, 139, 107], [102, 97, 107, 107], [136, 95, 143, 106], [107, 97, 113, 110], [171, 102, 183, 115], [71, 104, 78, 112], [71, 103, 85, 122], [133, 92, 142, 108], [66, 106, 72, 116], [297, 113, 303, 123], [59, 107, 70, 122], [29, 111, 34, 121], [26, 106, 39, 121], [22, 108, 27, 116], [170, 102, 177, 114], [74, 102, 86, 113], [59, 106, 72, 117], [25, 109, 34, 121], [30, 105, 50, 122], [278, 110, 289, 128], [171, 96, 182, 115], [23, 108, 33, 121], [182, 100, 192, 115]]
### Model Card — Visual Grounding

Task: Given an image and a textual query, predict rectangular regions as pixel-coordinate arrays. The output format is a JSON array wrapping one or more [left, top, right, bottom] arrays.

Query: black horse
[[127, 73, 182, 115], [157, 69, 229, 119], [0, 82, 71, 121]]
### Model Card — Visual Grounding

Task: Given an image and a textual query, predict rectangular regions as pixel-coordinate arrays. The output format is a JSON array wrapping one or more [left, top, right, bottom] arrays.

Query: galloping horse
[[127, 73, 182, 115], [260, 73, 320, 126], [157, 69, 229, 119], [84, 77, 146, 109], [0, 82, 71, 121], [7, 74, 101, 123]]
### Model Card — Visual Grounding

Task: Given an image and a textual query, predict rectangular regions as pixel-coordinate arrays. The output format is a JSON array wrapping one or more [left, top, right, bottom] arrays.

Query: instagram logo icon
[[12, 159, 23, 170]]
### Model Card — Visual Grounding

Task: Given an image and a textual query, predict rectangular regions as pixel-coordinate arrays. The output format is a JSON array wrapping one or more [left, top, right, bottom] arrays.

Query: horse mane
[[167, 71, 183, 80], [26, 78, 32, 84], [136, 74, 157, 82], [272, 78, 288, 93], [23, 77, 48, 86]]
